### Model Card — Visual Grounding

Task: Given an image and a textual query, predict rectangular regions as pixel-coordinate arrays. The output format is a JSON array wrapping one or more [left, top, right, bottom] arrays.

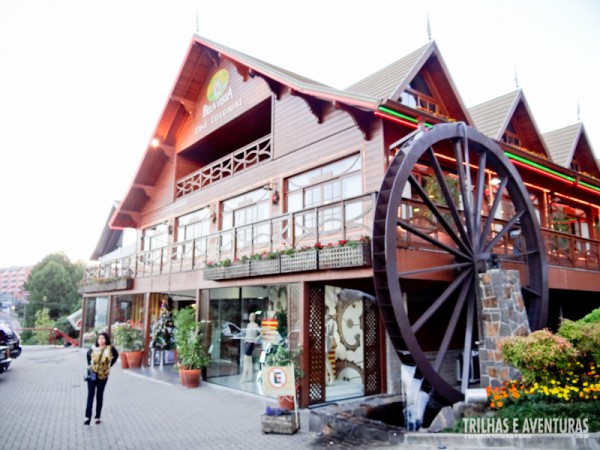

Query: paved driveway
[[0, 345, 318, 450]]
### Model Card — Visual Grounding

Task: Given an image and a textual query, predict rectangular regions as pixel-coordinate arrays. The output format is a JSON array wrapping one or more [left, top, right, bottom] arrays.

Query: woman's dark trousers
[[85, 378, 108, 419]]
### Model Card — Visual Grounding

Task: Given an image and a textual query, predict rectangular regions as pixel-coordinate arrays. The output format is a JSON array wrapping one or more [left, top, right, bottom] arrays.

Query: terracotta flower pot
[[126, 351, 143, 369], [179, 367, 202, 388], [120, 351, 129, 369], [278, 395, 295, 411]]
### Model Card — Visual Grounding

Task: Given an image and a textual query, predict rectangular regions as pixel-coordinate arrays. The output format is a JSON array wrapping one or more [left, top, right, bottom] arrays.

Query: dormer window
[[570, 160, 580, 172], [399, 73, 440, 115], [503, 123, 521, 148]]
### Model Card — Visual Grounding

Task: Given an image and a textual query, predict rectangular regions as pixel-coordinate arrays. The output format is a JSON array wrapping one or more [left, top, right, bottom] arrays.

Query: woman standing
[[85, 332, 119, 425]]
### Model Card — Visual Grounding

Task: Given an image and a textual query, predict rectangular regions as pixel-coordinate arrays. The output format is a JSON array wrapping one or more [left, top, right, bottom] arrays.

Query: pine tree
[[150, 296, 175, 350]]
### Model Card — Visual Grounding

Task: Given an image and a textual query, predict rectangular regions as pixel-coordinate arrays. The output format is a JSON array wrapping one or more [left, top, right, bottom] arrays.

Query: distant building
[[0, 266, 32, 304]]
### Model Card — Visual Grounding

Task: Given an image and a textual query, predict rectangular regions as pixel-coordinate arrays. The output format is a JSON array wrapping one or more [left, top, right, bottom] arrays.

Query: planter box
[[261, 413, 300, 434], [80, 277, 133, 293], [203, 263, 250, 280], [280, 251, 318, 273], [250, 258, 281, 276], [319, 245, 371, 269]]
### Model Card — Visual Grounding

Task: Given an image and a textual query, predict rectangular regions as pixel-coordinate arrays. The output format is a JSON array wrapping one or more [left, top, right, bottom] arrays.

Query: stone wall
[[477, 269, 530, 388]]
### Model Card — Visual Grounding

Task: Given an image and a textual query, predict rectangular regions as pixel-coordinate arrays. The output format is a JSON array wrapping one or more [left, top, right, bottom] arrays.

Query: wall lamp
[[263, 181, 280, 205]]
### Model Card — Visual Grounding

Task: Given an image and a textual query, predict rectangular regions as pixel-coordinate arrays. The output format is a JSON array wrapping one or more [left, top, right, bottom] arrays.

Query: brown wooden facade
[[81, 36, 600, 407]]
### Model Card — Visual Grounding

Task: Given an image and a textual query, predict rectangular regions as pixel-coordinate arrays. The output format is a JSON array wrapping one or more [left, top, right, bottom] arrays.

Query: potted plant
[[173, 306, 210, 388], [112, 322, 144, 369], [264, 344, 304, 410]]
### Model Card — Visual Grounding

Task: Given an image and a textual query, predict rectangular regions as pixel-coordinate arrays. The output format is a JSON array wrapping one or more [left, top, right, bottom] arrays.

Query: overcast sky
[[1, 0, 599, 268]]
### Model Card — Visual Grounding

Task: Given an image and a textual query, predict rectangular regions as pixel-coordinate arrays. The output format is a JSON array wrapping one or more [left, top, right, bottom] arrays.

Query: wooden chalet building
[[81, 36, 600, 407]]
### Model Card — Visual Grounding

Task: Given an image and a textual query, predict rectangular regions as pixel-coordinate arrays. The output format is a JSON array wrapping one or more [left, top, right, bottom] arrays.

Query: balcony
[[84, 193, 376, 283], [83, 193, 600, 286], [176, 135, 272, 199]]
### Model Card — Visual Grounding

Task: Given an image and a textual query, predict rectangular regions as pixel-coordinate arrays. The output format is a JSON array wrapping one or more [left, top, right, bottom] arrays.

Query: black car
[[0, 345, 11, 374], [0, 323, 21, 359]]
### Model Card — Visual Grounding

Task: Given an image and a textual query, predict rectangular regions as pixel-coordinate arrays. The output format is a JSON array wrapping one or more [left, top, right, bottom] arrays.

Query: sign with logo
[[195, 68, 243, 135], [262, 365, 296, 396]]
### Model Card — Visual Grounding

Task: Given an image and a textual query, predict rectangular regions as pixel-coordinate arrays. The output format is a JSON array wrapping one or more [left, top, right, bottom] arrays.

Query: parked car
[[0, 323, 22, 359], [0, 345, 11, 374]]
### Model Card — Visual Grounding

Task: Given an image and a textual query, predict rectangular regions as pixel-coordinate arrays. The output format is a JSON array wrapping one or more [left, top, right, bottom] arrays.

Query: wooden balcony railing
[[83, 194, 600, 285], [175, 135, 272, 199], [84, 193, 376, 283]]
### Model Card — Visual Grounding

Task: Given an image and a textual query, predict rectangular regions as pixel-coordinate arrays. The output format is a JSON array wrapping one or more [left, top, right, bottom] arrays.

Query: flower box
[[203, 266, 228, 280], [250, 258, 281, 276], [280, 250, 318, 273], [319, 244, 371, 269], [261, 413, 300, 434], [80, 277, 133, 293], [203, 263, 250, 280]]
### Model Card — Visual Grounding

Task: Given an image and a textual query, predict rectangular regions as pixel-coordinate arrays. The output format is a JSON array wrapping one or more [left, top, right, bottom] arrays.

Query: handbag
[[84, 368, 91, 382]]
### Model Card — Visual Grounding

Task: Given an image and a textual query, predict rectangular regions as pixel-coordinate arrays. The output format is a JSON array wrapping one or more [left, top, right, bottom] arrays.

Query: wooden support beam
[[170, 95, 196, 117]]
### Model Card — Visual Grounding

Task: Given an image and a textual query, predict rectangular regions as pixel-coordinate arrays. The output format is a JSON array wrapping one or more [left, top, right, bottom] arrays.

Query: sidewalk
[[1, 346, 320, 450]]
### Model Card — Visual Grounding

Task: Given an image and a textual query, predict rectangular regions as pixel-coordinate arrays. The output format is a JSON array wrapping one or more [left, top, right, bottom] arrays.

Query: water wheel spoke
[[432, 272, 473, 372], [453, 139, 475, 242], [480, 176, 509, 245], [411, 269, 472, 334], [408, 174, 471, 256], [398, 219, 469, 260], [496, 250, 537, 261], [521, 284, 542, 298], [472, 151, 488, 252], [425, 147, 472, 247], [399, 261, 472, 279], [460, 290, 476, 393], [482, 211, 524, 254]]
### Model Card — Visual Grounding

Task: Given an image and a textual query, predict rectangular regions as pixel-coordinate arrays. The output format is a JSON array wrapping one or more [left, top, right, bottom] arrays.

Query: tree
[[33, 308, 54, 345], [23, 252, 84, 327]]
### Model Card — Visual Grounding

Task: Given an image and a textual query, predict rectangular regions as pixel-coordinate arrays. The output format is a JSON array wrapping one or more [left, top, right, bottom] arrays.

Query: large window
[[143, 223, 168, 251], [222, 188, 271, 254], [287, 154, 362, 211], [177, 208, 211, 242], [286, 154, 363, 244]]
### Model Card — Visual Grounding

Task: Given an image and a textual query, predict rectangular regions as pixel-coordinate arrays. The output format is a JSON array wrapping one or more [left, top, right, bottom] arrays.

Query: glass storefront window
[[206, 284, 293, 394]]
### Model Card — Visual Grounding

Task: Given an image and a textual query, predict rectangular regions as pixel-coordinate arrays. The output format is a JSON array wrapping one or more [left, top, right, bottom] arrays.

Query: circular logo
[[207, 69, 229, 102]]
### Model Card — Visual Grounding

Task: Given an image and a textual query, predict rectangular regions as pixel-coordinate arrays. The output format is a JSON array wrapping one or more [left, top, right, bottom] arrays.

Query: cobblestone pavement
[[4, 346, 588, 450], [2, 345, 322, 450]]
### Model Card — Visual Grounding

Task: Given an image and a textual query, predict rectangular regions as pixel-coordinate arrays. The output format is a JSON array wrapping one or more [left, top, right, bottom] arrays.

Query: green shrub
[[501, 329, 578, 384], [493, 401, 600, 432], [558, 319, 600, 364], [578, 307, 600, 325]]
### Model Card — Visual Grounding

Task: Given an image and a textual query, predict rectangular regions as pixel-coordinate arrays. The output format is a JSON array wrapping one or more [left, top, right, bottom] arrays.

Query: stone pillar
[[477, 269, 530, 388]]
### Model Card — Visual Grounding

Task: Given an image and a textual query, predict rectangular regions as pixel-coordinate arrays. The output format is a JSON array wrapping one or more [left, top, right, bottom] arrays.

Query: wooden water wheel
[[372, 122, 548, 403]]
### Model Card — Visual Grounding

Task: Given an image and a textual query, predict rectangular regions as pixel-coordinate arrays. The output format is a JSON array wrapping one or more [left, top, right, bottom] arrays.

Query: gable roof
[[91, 202, 123, 260], [345, 41, 472, 123], [197, 35, 380, 110], [543, 123, 600, 177], [109, 37, 474, 229], [543, 123, 581, 167], [469, 89, 550, 159], [345, 42, 432, 99]]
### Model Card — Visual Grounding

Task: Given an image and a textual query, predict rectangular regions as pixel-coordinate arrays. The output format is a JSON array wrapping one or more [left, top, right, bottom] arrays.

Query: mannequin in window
[[325, 306, 337, 386], [241, 312, 261, 382]]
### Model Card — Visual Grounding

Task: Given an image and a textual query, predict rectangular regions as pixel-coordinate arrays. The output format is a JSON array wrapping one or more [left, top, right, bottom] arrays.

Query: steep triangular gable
[[345, 41, 472, 123], [110, 35, 381, 229], [544, 123, 600, 178], [469, 89, 551, 160]]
